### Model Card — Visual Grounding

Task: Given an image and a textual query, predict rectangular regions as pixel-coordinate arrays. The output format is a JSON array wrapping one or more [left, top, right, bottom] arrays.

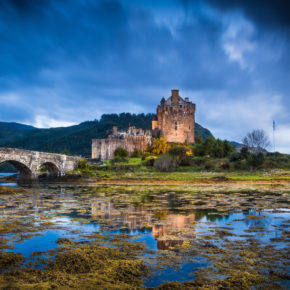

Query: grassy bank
[[70, 157, 290, 183]]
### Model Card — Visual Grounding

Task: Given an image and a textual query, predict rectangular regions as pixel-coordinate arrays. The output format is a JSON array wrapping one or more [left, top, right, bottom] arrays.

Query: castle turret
[[152, 89, 196, 143]]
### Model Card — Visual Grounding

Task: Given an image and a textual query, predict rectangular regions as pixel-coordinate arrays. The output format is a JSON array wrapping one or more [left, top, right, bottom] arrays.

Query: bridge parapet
[[0, 148, 80, 179]]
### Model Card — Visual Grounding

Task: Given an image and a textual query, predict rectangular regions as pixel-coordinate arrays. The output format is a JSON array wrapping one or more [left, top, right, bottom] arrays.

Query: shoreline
[[1, 173, 290, 187], [87, 178, 290, 186]]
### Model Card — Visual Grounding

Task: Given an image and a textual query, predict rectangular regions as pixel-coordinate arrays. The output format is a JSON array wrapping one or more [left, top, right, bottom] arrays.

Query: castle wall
[[155, 91, 195, 143], [92, 135, 151, 160]]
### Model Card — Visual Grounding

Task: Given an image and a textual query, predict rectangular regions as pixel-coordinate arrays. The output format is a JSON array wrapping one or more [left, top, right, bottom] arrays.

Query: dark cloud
[[0, 0, 289, 151], [204, 0, 290, 30]]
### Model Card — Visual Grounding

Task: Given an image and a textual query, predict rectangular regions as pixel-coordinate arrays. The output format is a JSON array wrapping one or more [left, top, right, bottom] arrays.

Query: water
[[0, 184, 289, 287], [0, 172, 17, 187]]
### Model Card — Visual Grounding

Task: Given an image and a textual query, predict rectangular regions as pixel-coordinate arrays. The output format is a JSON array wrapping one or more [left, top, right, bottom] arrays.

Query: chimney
[[171, 89, 179, 98], [171, 89, 179, 105], [185, 97, 189, 102]]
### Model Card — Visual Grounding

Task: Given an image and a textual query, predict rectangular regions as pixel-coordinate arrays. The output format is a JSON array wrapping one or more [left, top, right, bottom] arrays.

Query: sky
[[0, 0, 289, 152]]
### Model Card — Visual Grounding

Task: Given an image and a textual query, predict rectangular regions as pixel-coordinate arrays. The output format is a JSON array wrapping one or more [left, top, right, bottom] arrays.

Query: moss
[[215, 229, 235, 237], [193, 201, 207, 206], [56, 237, 75, 245], [0, 241, 149, 288], [155, 281, 196, 289], [222, 271, 264, 289], [0, 252, 24, 271], [246, 215, 266, 220]]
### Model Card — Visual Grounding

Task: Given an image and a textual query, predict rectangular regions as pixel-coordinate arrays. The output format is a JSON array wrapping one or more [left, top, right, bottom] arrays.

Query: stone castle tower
[[152, 89, 196, 143]]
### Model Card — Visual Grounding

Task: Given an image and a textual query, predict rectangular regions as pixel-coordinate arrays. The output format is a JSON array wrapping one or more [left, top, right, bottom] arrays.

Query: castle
[[152, 89, 196, 143], [92, 126, 151, 160], [92, 89, 196, 160]]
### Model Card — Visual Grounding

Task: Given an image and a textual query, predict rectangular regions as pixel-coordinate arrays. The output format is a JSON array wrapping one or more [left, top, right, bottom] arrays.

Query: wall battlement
[[92, 89, 196, 160], [153, 89, 196, 143], [92, 126, 151, 160]]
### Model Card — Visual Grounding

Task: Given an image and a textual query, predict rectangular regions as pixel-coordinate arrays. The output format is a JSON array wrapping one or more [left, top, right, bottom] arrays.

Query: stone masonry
[[152, 89, 196, 143], [92, 89, 196, 160], [92, 126, 152, 160], [0, 148, 79, 178]]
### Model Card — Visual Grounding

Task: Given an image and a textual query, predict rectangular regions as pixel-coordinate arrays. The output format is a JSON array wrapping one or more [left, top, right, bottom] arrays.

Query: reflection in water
[[153, 214, 196, 249], [0, 185, 289, 287], [91, 200, 197, 249]]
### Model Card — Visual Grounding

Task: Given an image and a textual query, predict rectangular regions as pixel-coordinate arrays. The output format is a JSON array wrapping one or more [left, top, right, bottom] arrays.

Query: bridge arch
[[0, 160, 32, 178], [38, 162, 60, 177], [0, 148, 79, 180]]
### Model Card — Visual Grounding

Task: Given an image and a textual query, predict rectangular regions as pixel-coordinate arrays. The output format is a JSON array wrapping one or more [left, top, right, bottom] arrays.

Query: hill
[[0, 122, 35, 143], [0, 113, 213, 156]]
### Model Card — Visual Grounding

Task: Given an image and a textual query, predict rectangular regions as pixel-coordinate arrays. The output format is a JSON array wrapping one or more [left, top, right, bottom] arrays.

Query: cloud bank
[[0, 0, 289, 152]]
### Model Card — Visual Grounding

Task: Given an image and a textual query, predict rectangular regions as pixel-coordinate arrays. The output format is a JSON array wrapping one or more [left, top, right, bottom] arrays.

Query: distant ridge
[[0, 114, 213, 156], [0, 122, 35, 143]]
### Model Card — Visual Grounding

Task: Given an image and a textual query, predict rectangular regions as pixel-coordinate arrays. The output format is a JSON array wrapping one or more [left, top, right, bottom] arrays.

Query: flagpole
[[273, 120, 276, 152]]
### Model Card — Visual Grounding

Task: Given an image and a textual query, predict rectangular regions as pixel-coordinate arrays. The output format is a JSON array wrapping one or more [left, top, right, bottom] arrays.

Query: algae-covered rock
[[0, 252, 24, 271]]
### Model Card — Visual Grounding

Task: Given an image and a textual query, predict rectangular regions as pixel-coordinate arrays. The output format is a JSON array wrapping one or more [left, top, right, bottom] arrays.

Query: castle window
[[175, 122, 178, 131], [189, 126, 190, 129]]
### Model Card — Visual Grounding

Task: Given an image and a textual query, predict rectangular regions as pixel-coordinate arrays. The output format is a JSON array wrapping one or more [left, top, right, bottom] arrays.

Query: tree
[[212, 139, 224, 158], [247, 152, 265, 168], [223, 140, 234, 157], [203, 136, 216, 156], [195, 136, 203, 144], [114, 147, 128, 158], [243, 129, 270, 152], [151, 137, 170, 155], [240, 147, 250, 159]]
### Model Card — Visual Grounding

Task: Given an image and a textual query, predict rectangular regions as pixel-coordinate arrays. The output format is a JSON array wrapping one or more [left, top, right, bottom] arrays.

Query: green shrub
[[114, 147, 129, 158], [229, 152, 242, 162], [220, 162, 230, 170], [192, 157, 207, 166], [263, 152, 290, 169], [247, 153, 265, 168], [131, 149, 142, 158], [78, 158, 88, 169], [240, 147, 250, 159], [179, 155, 192, 166], [110, 156, 128, 165], [168, 146, 187, 157], [233, 160, 251, 170], [194, 137, 234, 157], [205, 163, 215, 170], [168, 146, 191, 166], [154, 154, 178, 172], [144, 158, 155, 167]]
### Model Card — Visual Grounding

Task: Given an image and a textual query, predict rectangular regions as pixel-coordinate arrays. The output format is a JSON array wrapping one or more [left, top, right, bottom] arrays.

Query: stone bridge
[[0, 148, 80, 179]]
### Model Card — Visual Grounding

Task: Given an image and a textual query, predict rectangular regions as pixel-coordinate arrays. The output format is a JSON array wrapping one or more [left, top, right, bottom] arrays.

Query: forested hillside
[[0, 113, 213, 156], [0, 122, 35, 143]]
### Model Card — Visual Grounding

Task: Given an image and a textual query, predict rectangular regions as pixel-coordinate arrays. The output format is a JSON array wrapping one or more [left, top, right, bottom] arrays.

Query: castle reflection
[[91, 199, 196, 249]]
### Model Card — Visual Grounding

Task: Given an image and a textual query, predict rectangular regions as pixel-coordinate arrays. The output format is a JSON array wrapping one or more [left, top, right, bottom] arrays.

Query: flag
[[273, 120, 276, 131]]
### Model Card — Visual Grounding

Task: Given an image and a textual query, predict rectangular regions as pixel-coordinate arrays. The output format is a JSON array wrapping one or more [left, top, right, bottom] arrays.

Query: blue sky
[[0, 0, 289, 152]]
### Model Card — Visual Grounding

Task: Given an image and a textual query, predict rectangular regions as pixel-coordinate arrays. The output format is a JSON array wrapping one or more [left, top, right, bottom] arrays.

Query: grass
[[75, 167, 290, 182], [66, 155, 290, 183]]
